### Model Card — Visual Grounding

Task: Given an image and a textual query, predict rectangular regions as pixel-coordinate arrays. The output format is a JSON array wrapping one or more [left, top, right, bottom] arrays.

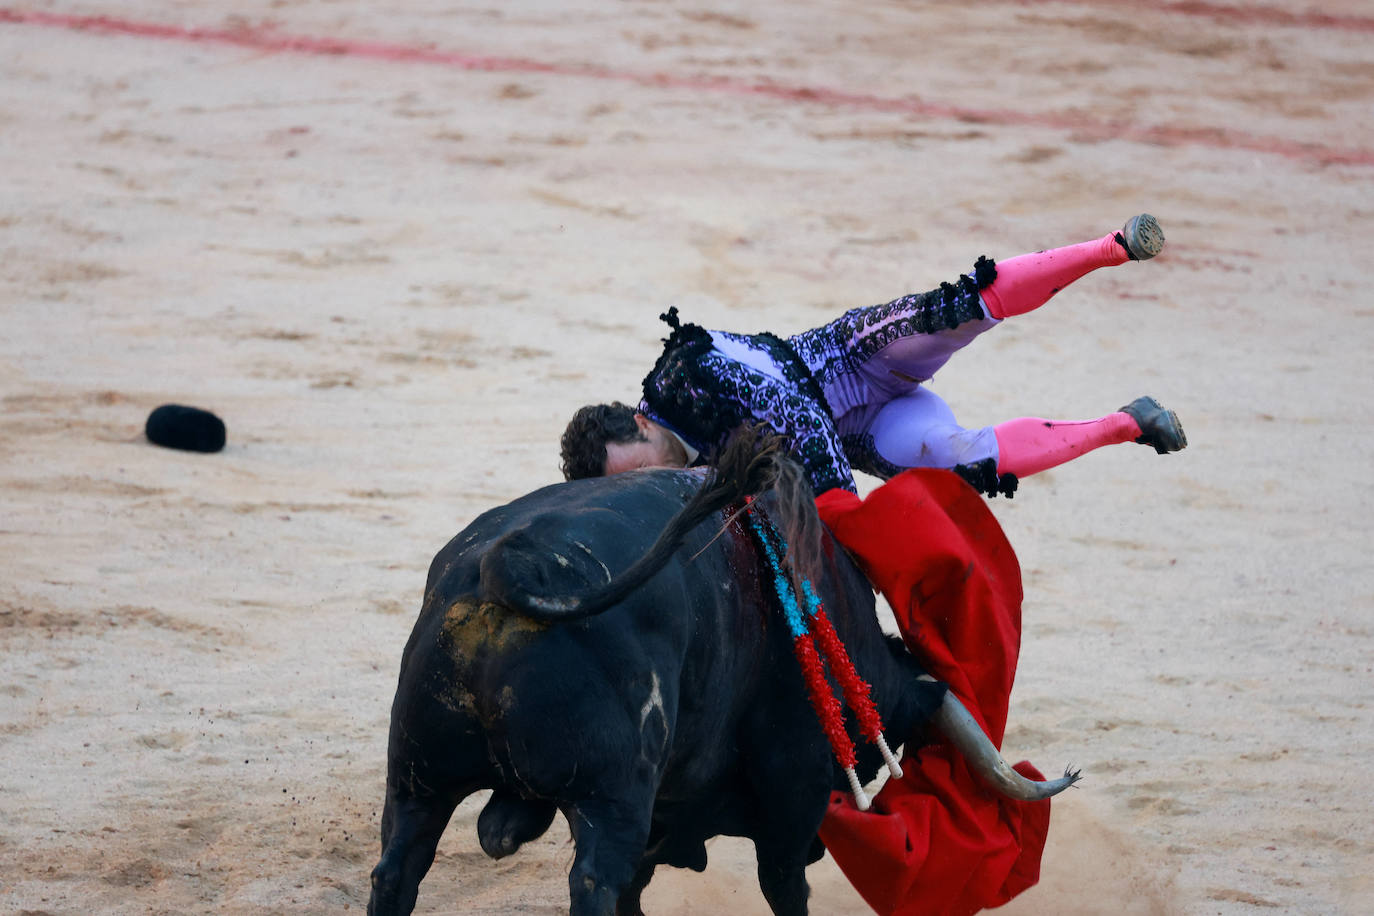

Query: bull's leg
[[753, 846, 811, 916], [614, 858, 657, 916], [562, 795, 655, 916], [367, 791, 458, 916], [746, 749, 833, 915]]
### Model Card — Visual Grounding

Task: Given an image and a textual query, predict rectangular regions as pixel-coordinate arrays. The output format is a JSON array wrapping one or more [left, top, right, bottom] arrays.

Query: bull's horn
[[921, 676, 1082, 802]]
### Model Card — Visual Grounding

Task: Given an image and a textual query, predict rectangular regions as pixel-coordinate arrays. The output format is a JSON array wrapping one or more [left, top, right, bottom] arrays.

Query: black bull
[[368, 460, 1070, 915]]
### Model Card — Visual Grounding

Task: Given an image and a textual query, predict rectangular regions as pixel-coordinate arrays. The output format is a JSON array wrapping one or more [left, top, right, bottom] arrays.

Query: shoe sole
[[1122, 213, 1165, 260], [1153, 407, 1187, 453]]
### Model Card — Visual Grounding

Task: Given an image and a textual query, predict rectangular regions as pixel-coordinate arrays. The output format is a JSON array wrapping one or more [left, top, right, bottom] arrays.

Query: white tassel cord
[[844, 765, 871, 811], [876, 733, 903, 779]]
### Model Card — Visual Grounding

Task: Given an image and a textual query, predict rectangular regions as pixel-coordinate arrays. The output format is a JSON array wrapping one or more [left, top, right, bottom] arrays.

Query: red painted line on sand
[[1155, 0, 1374, 31], [2, 7, 1371, 167], [1012, 0, 1374, 32]]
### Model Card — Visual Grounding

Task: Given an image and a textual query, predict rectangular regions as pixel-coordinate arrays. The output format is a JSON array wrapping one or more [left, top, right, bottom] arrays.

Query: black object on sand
[[145, 404, 226, 453]]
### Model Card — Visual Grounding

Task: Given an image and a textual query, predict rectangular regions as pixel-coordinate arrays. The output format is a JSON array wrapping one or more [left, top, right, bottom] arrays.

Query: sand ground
[[2, 1, 1372, 913]]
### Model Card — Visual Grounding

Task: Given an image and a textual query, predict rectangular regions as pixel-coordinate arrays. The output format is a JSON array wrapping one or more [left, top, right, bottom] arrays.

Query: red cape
[[815, 470, 1050, 916]]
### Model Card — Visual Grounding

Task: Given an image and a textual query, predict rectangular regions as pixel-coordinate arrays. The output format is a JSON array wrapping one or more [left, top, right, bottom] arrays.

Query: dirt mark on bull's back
[[441, 598, 549, 660]]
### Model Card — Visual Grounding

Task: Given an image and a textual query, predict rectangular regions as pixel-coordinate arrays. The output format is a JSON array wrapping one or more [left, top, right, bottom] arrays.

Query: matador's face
[[602, 415, 688, 476]]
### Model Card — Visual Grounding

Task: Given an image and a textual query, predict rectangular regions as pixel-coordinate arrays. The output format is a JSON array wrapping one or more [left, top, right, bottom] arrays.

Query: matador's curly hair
[[559, 401, 644, 481]]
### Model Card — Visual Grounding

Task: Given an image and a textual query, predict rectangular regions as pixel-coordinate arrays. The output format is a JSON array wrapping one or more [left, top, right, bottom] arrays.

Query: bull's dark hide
[[367, 468, 946, 916]]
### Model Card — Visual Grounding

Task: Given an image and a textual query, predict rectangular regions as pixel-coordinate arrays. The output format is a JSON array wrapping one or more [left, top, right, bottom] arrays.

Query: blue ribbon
[[745, 507, 821, 639]]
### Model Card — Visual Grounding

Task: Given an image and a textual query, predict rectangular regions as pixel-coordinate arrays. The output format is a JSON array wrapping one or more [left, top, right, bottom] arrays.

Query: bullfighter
[[560, 214, 1186, 497]]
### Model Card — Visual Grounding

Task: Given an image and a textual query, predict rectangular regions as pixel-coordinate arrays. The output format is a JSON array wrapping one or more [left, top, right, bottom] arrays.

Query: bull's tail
[[481, 425, 807, 622]]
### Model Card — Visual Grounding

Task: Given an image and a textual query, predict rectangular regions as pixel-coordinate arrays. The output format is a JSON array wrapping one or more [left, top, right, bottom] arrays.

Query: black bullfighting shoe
[[1118, 213, 1165, 261], [1121, 396, 1187, 454]]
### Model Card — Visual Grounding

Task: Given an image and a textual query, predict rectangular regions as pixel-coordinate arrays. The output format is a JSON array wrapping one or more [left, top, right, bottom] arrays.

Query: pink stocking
[[993, 413, 1140, 478], [980, 233, 1129, 320]]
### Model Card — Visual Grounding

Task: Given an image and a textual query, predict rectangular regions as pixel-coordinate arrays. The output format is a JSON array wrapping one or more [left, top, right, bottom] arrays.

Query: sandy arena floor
[[2, 2, 1372, 913]]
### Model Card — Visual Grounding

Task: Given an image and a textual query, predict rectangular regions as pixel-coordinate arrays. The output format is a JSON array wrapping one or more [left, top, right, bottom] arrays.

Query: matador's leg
[[846, 390, 1185, 497], [979, 213, 1164, 319]]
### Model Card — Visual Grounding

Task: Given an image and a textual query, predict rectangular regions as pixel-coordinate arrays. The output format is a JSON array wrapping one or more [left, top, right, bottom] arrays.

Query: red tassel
[[793, 635, 856, 769], [810, 602, 884, 742]]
